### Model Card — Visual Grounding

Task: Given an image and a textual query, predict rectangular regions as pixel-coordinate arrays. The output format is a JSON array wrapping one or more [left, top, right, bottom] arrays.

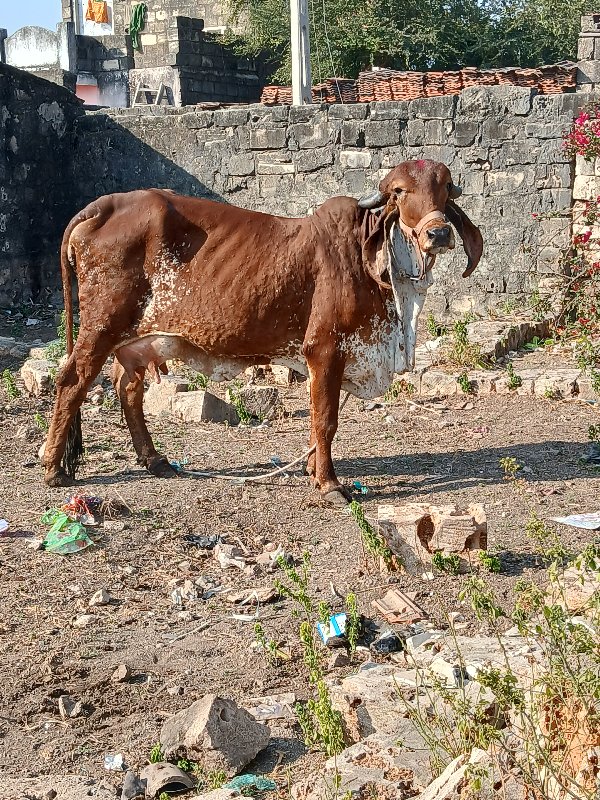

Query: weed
[[505, 362, 522, 390], [477, 549, 502, 573], [426, 312, 448, 339], [384, 379, 415, 402], [275, 551, 313, 616], [525, 511, 568, 564], [432, 551, 461, 575], [523, 336, 554, 352], [588, 424, 600, 443], [45, 310, 78, 363], [456, 372, 474, 394], [158, 794, 170, 800], [187, 371, 209, 390], [443, 318, 486, 369], [543, 386, 560, 400], [344, 592, 360, 652], [528, 289, 552, 322], [458, 577, 504, 623], [499, 456, 521, 480], [149, 742, 164, 763], [349, 500, 393, 567], [228, 380, 253, 424], [33, 411, 48, 432], [2, 369, 19, 400], [253, 621, 285, 665]]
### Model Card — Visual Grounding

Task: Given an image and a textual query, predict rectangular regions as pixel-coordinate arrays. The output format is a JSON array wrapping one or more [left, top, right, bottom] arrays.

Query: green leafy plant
[[543, 386, 560, 400], [187, 371, 209, 390], [432, 551, 461, 575], [443, 318, 487, 369], [505, 362, 523, 390], [2, 369, 19, 400], [33, 411, 48, 431], [384, 379, 416, 402], [349, 500, 393, 567], [426, 312, 448, 339], [457, 372, 474, 394], [228, 380, 253, 424], [45, 310, 78, 363], [253, 620, 285, 664], [149, 742, 164, 763], [477, 549, 501, 573], [522, 336, 554, 352], [588, 424, 600, 443], [345, 592, 360, 653], [525, 511, 568, 564], [528, 289, 552, 322], [499, 456, 521, 480]]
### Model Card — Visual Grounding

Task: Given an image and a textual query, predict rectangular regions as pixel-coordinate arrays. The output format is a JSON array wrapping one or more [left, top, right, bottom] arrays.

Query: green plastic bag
[[41, 509, 94, 555], [224, 775, 277, 792]]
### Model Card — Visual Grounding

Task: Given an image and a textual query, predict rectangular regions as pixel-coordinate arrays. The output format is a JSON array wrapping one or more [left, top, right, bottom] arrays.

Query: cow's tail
[[59, 209, 93, 478]]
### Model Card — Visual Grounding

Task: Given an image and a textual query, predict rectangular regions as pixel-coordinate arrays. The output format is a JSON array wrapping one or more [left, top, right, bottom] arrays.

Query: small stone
[[20, 358, 54, 396], [89, 588, 111, 607], [73, 614, 95, 628], [428, 657, 464, 687], [121, 770, 147, 800], [103, 520, 126, 532], [328, 651, 350, 669], [58, 694, 83, 719], [111, 663, 132, 683], [214, 543, 246, 570], [159, 694, 270, 776], [167, 685, 183, 696], [405, 631, 441, 652]]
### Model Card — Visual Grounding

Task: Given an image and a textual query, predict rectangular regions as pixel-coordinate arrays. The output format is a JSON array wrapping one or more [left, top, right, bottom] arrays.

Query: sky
[[3, 0, 62, 35]]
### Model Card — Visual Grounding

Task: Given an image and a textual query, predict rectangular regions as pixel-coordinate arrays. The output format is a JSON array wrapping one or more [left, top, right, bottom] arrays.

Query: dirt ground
[[1, 315, 600, 797]]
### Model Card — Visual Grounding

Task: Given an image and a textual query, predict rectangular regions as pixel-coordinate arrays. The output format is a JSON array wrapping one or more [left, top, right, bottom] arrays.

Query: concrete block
[[170, 390, 239, 424], [20, 358, 55, 396], [144, 375, 189, 415]]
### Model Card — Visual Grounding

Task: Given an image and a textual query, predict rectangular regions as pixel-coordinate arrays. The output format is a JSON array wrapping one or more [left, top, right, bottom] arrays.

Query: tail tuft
[[63, 410, 83, 478]]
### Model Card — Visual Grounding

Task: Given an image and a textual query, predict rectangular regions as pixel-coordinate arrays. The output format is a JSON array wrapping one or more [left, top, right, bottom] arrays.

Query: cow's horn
[[450, 184, 462, 199], [358, 190, 386, 209]]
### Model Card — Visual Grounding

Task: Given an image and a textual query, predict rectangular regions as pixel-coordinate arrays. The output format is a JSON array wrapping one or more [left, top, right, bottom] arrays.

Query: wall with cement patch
[[0, 63, 84, 306], [73, 86, 579, 316]]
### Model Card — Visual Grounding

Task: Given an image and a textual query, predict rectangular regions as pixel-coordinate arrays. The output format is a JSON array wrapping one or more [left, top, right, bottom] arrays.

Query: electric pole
[[290, 0, 312, 104]]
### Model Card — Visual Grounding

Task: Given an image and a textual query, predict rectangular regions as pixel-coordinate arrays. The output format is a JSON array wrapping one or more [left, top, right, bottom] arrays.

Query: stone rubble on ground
[[20, 358, 55, 396], [159, 694, 271, 777], [225, 385, 283, 420], [143, 375, 240, 424], [377, 503, 487, 574]]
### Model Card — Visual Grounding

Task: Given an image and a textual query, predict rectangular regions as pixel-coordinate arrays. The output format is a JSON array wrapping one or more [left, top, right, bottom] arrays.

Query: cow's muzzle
[[423, 224, 455, 255]]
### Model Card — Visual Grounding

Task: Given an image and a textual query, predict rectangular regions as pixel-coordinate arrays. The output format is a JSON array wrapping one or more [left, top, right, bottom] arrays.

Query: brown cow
[[43, 159, 482, 505]]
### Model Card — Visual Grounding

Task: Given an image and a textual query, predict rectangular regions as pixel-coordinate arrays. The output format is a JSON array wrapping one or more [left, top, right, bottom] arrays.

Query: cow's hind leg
[[305, 344, 351, 507], [112, 360, 176, 478], [44, 333, 116, 486]]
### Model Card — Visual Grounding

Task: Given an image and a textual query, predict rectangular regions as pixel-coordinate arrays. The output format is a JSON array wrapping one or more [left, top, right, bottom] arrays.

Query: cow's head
[[358, 160, 483, 289]]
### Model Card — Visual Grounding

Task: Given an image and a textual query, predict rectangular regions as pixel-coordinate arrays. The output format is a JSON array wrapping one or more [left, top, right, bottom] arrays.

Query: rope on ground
[[175, 391, 351, 483]]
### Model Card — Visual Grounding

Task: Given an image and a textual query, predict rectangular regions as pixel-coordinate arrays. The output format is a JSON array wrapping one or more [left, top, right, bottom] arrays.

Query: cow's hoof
[[147, 456, 178, 478], [45, 469, 75, 487], [322, 487, 351, 507]]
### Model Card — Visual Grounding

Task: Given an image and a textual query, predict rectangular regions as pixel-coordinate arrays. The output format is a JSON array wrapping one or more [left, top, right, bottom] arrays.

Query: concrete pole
[[290, 0, 312, 105]]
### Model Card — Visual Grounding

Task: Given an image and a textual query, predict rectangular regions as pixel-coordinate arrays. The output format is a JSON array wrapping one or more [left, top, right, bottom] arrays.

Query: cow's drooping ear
[[361, 209, 392, 290], [358, 190, 387, 209], [444, 200, 483, 277]]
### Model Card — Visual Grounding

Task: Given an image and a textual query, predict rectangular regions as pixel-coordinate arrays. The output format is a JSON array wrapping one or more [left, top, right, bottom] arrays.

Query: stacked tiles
[[514, 67, 541, 87], [476, 70, 498, 86], [443, 71, 463, 94], [460, 66, 479, 88], [425, 71, 445, 96]]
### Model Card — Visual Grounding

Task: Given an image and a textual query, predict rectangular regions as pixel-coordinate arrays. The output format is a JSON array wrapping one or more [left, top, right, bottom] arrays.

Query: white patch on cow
[[339, 224, 432, 399], [140, 251, 183, 322]]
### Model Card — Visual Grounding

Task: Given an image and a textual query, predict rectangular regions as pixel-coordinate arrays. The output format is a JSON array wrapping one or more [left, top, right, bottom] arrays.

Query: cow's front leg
[[112, 360, 177, 478], [305, 345, 351, 506]]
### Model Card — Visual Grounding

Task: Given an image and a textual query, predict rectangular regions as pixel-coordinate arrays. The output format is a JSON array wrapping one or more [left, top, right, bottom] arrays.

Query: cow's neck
[[387, 223, 433, 373]]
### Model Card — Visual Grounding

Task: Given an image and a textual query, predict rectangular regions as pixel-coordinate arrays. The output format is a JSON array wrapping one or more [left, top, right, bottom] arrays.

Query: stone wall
[[73, 86, 579, 315], [0, 64, 84, 306]]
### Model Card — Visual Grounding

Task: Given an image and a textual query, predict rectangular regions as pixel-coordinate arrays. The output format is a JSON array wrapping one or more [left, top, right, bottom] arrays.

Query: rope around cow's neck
[[173, 391, 351, 483]]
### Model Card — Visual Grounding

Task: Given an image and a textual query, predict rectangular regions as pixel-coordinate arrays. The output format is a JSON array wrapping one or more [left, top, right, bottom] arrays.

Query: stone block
[[573, 174, 600, 201], [170, 390, 239, 424], [225, 385, 282, 420], [144, 375, 189, 415], [377, 503, 487, 574], [533, 368, 581, 398], [411, 95, 456, 119], [424, 118, 452, 145], [20, 358, 55, 396], [159, 695, 270, 776], [364, 120, 401, 147], [453, 120, 479, 146], [406, 118, 425, 146], [340, 149, 371, 169], [228, 153, 254, 176], [578, 59, 600, 85], [419, 370, 459, 397], [294, 147, 334, 172], [256, 158, 295, 174], [213, 108, 249, 127], [328, 104, 368, 120], [340, 120, 363, 146], [291, 121, 330, 148], [140, 33, 157, 46], [369, 101, 410, 120], [248, 127, 286, 150]]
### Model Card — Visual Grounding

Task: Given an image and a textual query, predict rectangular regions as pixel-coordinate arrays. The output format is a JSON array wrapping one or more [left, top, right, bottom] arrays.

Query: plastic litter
[[316, 612, 348, 648], [353, 480, 369, 494], [104, 753, 124, 771], [0, 519, 8, 534], [225, 774, 277, 792], [551, 512, 600, 530], [184, 533, 223, 549], [41, 509, 94, 555]]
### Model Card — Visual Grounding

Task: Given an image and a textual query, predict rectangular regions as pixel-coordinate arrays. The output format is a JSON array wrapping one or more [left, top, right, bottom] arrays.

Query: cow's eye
[[447, 182, 453, 192]]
